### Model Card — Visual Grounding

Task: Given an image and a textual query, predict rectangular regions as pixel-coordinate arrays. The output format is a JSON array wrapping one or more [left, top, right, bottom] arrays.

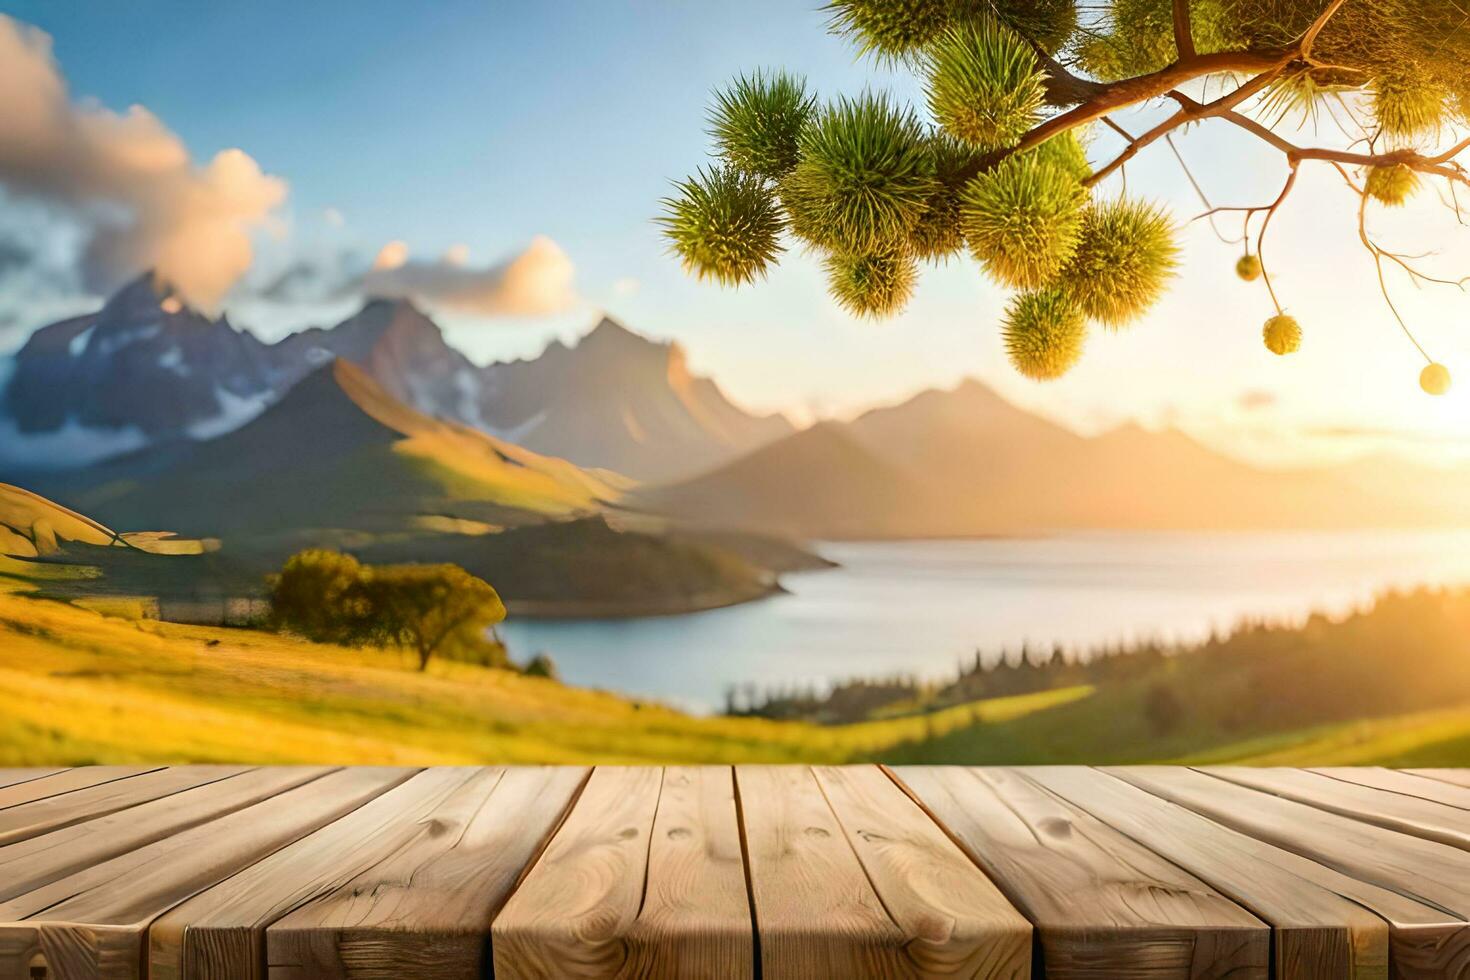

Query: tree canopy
[[660, 0, 1470, 392], [269, 550, 508, 671]]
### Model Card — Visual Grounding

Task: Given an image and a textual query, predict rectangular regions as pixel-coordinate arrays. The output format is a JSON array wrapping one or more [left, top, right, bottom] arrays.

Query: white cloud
[[323, 207, 345, 228], [612, 277, 640, 297], [0, 15, 287, 310], [362, 234, 575, 317], [372, 240, 409, 271]]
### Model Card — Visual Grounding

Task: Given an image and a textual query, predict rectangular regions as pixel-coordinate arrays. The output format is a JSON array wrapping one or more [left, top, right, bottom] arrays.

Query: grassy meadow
[[6, 569, 1470, 767]]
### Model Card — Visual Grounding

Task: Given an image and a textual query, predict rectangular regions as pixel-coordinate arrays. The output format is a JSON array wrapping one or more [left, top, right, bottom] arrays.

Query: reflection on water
[[499, 529, 1470, 713]]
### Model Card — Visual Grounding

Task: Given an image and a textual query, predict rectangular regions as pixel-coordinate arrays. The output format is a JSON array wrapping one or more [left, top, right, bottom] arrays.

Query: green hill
[[58, 359, 621, 540]]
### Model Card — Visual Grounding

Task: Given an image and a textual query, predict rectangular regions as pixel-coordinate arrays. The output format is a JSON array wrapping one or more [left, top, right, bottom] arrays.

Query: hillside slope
[[53, 359, 619, 540], [0, 483, 210, 558]]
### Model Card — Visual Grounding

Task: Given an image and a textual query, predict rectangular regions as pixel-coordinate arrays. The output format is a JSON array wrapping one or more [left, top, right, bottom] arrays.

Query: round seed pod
[[1063, 198, 1178, 329], [1420, 362, 1452, 395], [1262, 314, 1301, 356], [1236, 254, 1262, 281]]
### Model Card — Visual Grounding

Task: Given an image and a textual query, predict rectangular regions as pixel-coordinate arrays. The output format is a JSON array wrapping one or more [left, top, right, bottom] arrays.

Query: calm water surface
[[500, 530, 1470, 712]]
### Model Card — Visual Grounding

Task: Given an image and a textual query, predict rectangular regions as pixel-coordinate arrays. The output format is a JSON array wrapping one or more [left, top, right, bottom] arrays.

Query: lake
[[500, 529, 1470, 712]]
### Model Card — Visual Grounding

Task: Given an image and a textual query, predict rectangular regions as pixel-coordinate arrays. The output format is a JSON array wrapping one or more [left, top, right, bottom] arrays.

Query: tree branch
[[1173, 0, 1196, 60], [1256, 164, 1299, 315], [1217, 110, 1470, 186], [1299, 0, 1347, 61]]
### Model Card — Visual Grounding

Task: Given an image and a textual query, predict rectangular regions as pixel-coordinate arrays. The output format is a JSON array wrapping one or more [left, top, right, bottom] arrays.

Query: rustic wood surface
[[2, 766, 1470, 979]]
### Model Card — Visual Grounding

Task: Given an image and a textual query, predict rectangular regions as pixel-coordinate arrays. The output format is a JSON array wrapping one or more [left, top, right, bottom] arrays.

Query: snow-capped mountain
[[1, 273, 281, 462], [0, 275, 792, 480]]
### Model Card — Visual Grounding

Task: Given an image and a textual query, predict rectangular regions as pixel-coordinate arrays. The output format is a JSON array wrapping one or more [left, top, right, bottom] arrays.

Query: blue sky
[[4, 1, 1470, 460]]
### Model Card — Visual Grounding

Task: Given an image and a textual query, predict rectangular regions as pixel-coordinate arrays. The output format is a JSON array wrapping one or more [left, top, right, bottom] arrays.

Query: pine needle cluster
[[1372, 70, 1447, 140], [1364, 164, 1420, 206], [658, 167, 785, 287], [785, 93, 936, 254], [1002, 289, 1086, 380], [825, 248, 919, 317], [925, 18, 1045, 151], [960, 153, 1088, 289], [709, 71, 816, 179], [1063, 199, 1178, 329]]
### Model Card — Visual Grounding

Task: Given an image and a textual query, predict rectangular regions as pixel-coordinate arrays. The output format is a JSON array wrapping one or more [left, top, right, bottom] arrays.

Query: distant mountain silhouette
[[641, 380, 1470, 536], [478, 316, 793, 481], [1, 277, 789, 480]]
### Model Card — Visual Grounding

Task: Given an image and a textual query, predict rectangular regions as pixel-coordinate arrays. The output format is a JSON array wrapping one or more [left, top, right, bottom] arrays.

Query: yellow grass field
[[5, 583, 1470, 767]]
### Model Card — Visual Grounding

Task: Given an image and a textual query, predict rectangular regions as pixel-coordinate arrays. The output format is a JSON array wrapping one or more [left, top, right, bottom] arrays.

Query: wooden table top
[[0, 765, 1467, 979]]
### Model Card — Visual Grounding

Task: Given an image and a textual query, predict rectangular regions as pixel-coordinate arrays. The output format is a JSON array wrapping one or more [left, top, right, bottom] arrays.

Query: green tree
[[363, 564, 508, 671], [269, 551, 509, 672], [267, 549, 375, 645], [661, 0, 1469, 392]]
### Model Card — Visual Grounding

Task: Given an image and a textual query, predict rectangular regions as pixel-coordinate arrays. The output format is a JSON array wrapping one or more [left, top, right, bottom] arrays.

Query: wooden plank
[[1027, 766, 1450, 980], [812, 766, 1031, 978], [0, 767, 408, 980], [0, 767, 336, 904], [1404, 768, 1470, 790], [267, 765, 586, 980], [493, 766, 750, 980], [1112, 766, 1470, 977], [0, 769, 64, 791], [735, 765, 905, 979], [894, 766, 1269, 979], [0, 766, 158, 811], [1316, 767, 1470, 810], [1209, 766, 1470, 851], [0, 765, 249, 847], [150, 767, 493, 980], [741, 765, 1026, 980]]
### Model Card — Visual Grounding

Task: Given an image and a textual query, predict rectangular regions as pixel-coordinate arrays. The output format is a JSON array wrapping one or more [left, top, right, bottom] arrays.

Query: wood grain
[[267, 766, 586, 979], [150, 767, 488, 980], [894, 766, 1269, 979], [494, 767, 750, 980], [1404, 768, 1470, 790], [1208, 766, 1470, 851], [1113, 766, 1470, 977], [0, 767, 333, 904], [1313, 767, 1470, 810], [0, 765, 248, 847], [0, 767, 407, 980], [1025, 766, 1430, 980], [0, 769, 64, 792], [0, 766, 157, 812], [814, 765, 1031, 978], [741, 765, 972, 979]]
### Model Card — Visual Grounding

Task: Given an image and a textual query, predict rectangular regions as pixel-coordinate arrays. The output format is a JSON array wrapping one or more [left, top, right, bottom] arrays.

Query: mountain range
[[638, 379, 1470, 537], [7, 273, 1470, 547], [0, 272, 790, 481]]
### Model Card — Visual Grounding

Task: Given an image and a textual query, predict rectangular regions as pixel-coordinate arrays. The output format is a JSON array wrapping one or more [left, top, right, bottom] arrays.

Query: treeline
[[728, 588, 1470, 731]]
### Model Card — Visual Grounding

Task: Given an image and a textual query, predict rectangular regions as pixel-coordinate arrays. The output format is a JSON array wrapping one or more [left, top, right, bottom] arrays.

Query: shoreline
[[503, 581, 786, 620]]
